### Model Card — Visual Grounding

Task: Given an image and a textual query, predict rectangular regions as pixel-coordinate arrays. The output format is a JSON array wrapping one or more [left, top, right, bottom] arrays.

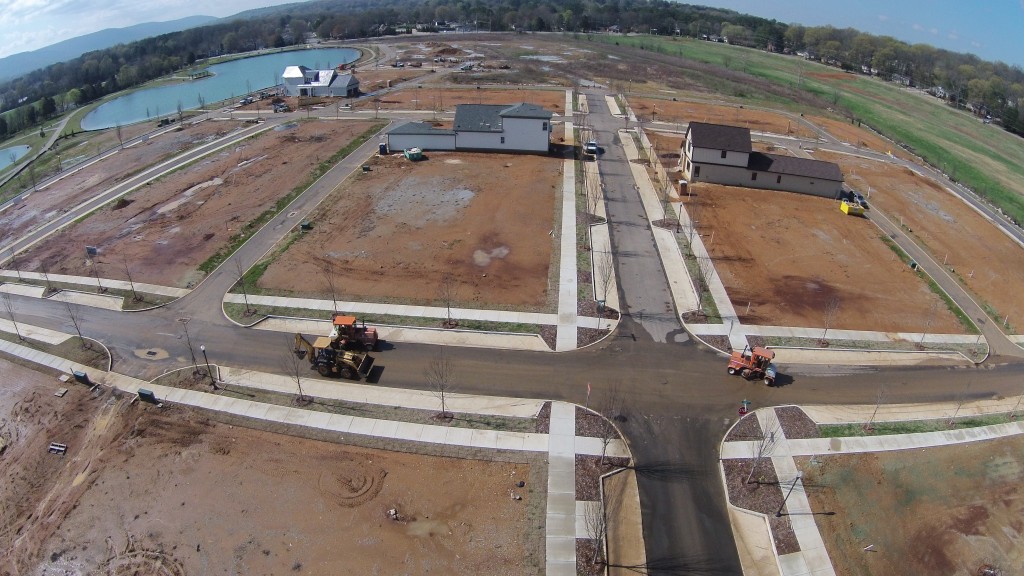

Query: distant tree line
[[1, 0, 1022, 138]]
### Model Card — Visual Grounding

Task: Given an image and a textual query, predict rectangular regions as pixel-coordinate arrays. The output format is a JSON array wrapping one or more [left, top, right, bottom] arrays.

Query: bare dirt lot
[[0, 120, 245, 250], [628, 97, 818, 139], [355, 87, 566, 114], [688, 182, 964, 332], [816, 150, 1024, 330], [808, 115, 912, 161], [20, 120, 375, 288], [0, 360, 538, 575], [797, 437, 1024, 575], [258, 151, 560, 310]]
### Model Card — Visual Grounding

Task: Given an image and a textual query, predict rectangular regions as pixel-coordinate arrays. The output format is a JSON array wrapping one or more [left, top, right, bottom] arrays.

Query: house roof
[[454, 103, 554, 132], [454, 104, 507, 132], [688, 122, 752, 153], [329, 73, 358, 88], [387, 122, 455, 136], [282, 65, 309, 79], [499, 103, 553, 119], [747, 152, 844, 182]]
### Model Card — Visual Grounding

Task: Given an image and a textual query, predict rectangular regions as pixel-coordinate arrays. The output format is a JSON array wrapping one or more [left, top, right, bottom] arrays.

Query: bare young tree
[[121, 254, 142, 302], [949, 380, 971, 427], [318, 256, 340, 313], [282, 337, 309, 403], [746, 414, 780, 484], [425, 346, 455, 420], [115, 123, 124, 149], [233, 258, 254, 315], [595, 250, 615, 309], [919, 300, 939, 346], [5, 248, 22, 281], [695, 255, 716, 314], [39, 261, 54, 294], [438, 273, 457, 329], [864, 384, 887, 432], [582, 500, 607, 568], [820, 296, 841, 346], [64, 299, 89, 349], [598, 383, 622, 465], [2, 292, 24, 341]]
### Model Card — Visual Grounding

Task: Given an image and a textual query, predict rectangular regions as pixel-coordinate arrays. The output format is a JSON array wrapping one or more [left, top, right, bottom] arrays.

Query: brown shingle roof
[[687, 122, 752, 153], [748, 152, 844, 182]]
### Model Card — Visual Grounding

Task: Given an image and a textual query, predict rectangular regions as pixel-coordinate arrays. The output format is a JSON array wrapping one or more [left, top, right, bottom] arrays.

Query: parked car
[[854, 192, 868, 208], [584, 141, 599, 155]]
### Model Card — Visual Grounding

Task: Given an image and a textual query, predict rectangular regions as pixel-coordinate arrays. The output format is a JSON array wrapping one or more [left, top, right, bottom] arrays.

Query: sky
[[0, 0, 286, 59], [0, 0, 1021, 66], [704, 0, 1024, 67]]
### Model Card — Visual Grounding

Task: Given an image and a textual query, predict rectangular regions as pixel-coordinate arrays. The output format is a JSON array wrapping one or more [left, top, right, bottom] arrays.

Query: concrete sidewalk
[[0, 270, 189, 297]]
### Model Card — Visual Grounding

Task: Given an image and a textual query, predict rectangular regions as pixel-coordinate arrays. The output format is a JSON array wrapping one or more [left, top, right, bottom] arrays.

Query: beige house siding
[[685, 162, 842, 198]]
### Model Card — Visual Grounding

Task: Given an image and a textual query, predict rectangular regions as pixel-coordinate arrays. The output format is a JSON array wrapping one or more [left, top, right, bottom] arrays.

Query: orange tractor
[[329, 313, 380, 351], [727, 346, 777, 386]]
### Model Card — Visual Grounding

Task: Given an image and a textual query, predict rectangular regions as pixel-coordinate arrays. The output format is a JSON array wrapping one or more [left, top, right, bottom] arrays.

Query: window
[[542, 122, 548, 131], [685, 159, 690, 171], [500, 136, 505, 144], [694, 166, 701, 178], [777, 175, 782, 184], [721, 150, 727, 159], [751, 172, 757, 181]]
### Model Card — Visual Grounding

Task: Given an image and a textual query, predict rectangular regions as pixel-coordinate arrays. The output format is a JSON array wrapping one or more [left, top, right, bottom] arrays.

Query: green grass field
[[587, 34, 1024, 224]]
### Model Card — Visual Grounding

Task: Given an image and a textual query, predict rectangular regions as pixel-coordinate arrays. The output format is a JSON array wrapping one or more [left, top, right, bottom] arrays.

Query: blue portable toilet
[[378, 142, 388, 155]]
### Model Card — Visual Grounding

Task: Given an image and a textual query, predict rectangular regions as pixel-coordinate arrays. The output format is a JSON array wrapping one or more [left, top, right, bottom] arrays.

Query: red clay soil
[[817, 150, 1024, 330], [0, 120, 245, 250], [628, 97, 818, 139], [808, 115, 912, 161], [0, 370, 537, 575], [355, 88, 566, 114], [688, 182, 964, 333], [20, 120, 377, 288], [797, 437, 1024, 576], [257, 151, 560, 310]]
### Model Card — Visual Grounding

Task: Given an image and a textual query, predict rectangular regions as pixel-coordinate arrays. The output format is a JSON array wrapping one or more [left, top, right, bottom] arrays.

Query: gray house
[[682, 122, 843, 198], [386, 103, 553, 153]]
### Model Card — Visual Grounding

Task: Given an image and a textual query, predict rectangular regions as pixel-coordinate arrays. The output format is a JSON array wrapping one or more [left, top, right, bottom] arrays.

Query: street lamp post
[[178, 317, 199, 376], [200, 344, 216, 387]]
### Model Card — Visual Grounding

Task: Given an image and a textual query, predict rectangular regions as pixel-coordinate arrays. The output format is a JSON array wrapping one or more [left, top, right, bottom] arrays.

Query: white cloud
[[971, 41, 983, 48], [929, 28, 939, 35], [948, 32, 959, 40], [912, 23, 923, 31], [878, 14, 889, 21]]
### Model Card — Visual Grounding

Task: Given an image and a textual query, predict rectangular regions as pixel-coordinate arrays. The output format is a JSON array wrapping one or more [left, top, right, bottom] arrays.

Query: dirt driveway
[[257, 151, 561, 311], [0, 360, 539, 575], [798, 437, 1024, 575], [20, 120, 377, 288], [817, 150, 1024, 330], [688, 182, 964, 333], [355, 87, 566, 114]]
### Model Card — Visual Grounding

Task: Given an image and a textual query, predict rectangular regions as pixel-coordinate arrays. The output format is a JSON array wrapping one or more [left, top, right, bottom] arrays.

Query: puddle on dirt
[[134, 348, 169, 360], [274, 122, 299, 131], [444, 159, 464, 164], [521, 55, 564, 63], [473, 245, 510, 266], [406, 516, 451, 538]]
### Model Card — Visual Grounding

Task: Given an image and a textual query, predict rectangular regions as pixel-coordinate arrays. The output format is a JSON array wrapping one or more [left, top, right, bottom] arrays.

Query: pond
[[81, 47, 360, 131], [0, 144, 31, 170]]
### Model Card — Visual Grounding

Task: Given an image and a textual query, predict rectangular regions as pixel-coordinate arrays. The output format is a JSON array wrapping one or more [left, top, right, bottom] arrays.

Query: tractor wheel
[[317, 364, 331, 377], [764, 377, 774, 386], [727, 367, 738, 375], [340, 366, 356, 379], [741, 369, 752, 379]]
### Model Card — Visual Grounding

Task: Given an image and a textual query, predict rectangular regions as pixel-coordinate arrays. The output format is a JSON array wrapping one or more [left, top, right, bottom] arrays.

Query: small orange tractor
[[329, 313, 379, 351], [727, 346, 777, 386]]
